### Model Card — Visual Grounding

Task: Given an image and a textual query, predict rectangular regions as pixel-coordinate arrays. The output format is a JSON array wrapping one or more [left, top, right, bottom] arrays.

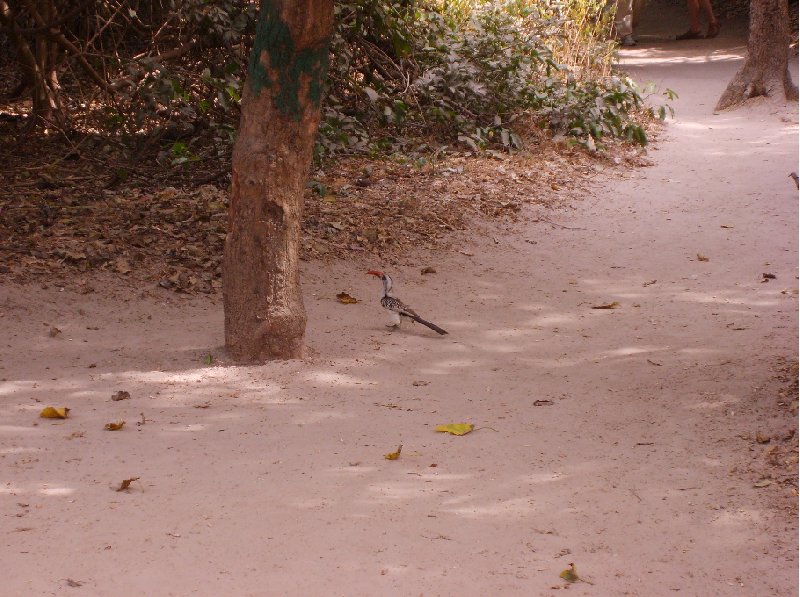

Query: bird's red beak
[[367, 270, 383, 277]]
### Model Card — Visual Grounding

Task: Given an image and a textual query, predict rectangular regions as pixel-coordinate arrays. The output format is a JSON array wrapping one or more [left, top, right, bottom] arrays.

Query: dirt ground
[[2, 4, 798, 596]]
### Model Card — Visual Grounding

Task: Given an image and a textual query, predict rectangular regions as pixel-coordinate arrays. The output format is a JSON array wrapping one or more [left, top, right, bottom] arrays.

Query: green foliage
[[2, 0, 663, 155], [319, 0, 658, 158]]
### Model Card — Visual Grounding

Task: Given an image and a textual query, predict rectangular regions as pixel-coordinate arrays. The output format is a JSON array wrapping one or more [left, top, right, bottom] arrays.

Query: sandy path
[[2, 10, 798, 597]]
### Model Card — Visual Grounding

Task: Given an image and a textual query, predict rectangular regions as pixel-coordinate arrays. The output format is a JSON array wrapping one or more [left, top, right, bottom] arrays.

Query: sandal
[[676, 29, 703, 40], [706, 22, 721, 39]]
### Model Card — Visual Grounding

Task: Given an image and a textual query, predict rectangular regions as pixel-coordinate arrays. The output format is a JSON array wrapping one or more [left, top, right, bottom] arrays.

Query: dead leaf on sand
[[48, 326, 61, 337], [111, 390, 130, 401], [104, 421, 125, 431], [384, 445, 403, 460], [696, 253, 710, 262], [753, 479, 772, 488], [643, 279, 657, 287], [592, 301, 620, 310], [40, 406, 70, 419], [336, 292, 358, 304], [420, 266, 437, 275], [533, 400, 554, 406], [116, 477, 140, 492], [559, 562, 594, 585], [65, 578, 83, 588], [435, 423, 474, 436]]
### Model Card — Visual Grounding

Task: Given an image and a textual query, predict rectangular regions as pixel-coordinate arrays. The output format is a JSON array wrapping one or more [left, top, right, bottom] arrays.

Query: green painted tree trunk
[[223, 1, 333, 362]]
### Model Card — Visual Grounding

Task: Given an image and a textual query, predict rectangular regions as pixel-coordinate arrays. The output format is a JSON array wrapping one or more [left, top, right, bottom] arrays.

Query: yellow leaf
[[336, 292, 358, 304], [591, 301, 620, 310], [384, 444, 403, 460], [435, 423, 474, 436], [40, 406, 70, 419], [104, 421, 125, 431], [560, 563, 579, 583], [697, 253, 709, 262]]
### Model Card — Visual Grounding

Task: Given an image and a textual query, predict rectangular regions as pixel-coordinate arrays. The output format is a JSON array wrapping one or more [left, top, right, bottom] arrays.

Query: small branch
[[21, 0, 115, 94]]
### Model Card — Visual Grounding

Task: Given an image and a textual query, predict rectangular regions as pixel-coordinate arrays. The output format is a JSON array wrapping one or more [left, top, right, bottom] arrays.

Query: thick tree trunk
[[223, 0, 333, 362], [716, 0, 798, 111]]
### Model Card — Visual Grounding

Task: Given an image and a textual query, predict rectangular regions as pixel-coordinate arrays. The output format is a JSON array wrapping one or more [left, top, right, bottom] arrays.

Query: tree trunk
[[1, 0, 65, 125], [223, 0, 333, 362], [715, 0, 798, 111]]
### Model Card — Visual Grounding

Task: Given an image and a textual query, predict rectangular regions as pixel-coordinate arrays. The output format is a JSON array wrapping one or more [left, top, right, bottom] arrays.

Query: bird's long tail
[[407, 313, 448, 335]]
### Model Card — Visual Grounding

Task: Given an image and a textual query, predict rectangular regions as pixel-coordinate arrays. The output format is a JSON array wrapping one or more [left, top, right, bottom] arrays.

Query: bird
[[367, 270, 448, 335]]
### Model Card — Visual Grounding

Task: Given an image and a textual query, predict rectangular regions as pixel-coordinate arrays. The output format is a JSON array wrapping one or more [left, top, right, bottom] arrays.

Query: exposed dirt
[[0, 123, 651, 294], [1, 3, 798, 596]]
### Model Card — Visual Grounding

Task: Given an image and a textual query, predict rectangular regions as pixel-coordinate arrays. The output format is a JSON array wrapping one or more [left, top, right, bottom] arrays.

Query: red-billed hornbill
[[367, 270, 448, 335]]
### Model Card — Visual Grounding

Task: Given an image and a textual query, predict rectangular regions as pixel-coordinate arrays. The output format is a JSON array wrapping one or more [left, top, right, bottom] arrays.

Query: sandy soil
[[2, 5, 798, 597]]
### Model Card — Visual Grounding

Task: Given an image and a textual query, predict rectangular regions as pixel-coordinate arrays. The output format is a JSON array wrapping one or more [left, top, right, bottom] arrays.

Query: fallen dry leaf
[[111, 390, 130, 401], [420, 266, 437, 275], [592, 301, 620, 310], [66, 579, 83, 588], [40, 406, 70, 419], [762, 273, 776, 280], [435, 423, 474, 436], [753, 479, 772, 488], [384, 445, 403, 460], [643, 279, 657, 287], [560, 563, 579, 583], [533, 399, 553, 406], [104, 421, 125, 431], [559, 562, 593, 585], [720, 224, 735, 229], [116, 477, 140, 492], [336, 292, 358, 304], [113, 258, 132, 274], [696, 253, 710, 262], [48, 326, 61, 337]]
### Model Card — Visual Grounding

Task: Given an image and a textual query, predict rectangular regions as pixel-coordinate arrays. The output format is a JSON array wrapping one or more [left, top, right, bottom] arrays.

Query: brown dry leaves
[[0, 133, 647, 292]]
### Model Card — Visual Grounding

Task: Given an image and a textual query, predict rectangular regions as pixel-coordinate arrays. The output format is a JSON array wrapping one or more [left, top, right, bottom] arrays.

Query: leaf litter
[[0, 135, 647, 293]]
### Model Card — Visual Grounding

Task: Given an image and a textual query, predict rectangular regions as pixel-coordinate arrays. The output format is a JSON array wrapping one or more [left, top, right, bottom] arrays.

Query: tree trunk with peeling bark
[[223, 0, 333, 362], [715, 0, 798, 111]]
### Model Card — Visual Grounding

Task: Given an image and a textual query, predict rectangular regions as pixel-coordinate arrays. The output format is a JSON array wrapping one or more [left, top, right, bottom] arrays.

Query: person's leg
[[686, 0, 701, 32], [676, 0, 703, 39], [700, 0, 720, 37], [699, 0, 718, 24]]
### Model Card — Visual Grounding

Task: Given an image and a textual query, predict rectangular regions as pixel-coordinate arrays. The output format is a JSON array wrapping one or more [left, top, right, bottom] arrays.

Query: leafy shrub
[[2, 0, 664, 157]]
